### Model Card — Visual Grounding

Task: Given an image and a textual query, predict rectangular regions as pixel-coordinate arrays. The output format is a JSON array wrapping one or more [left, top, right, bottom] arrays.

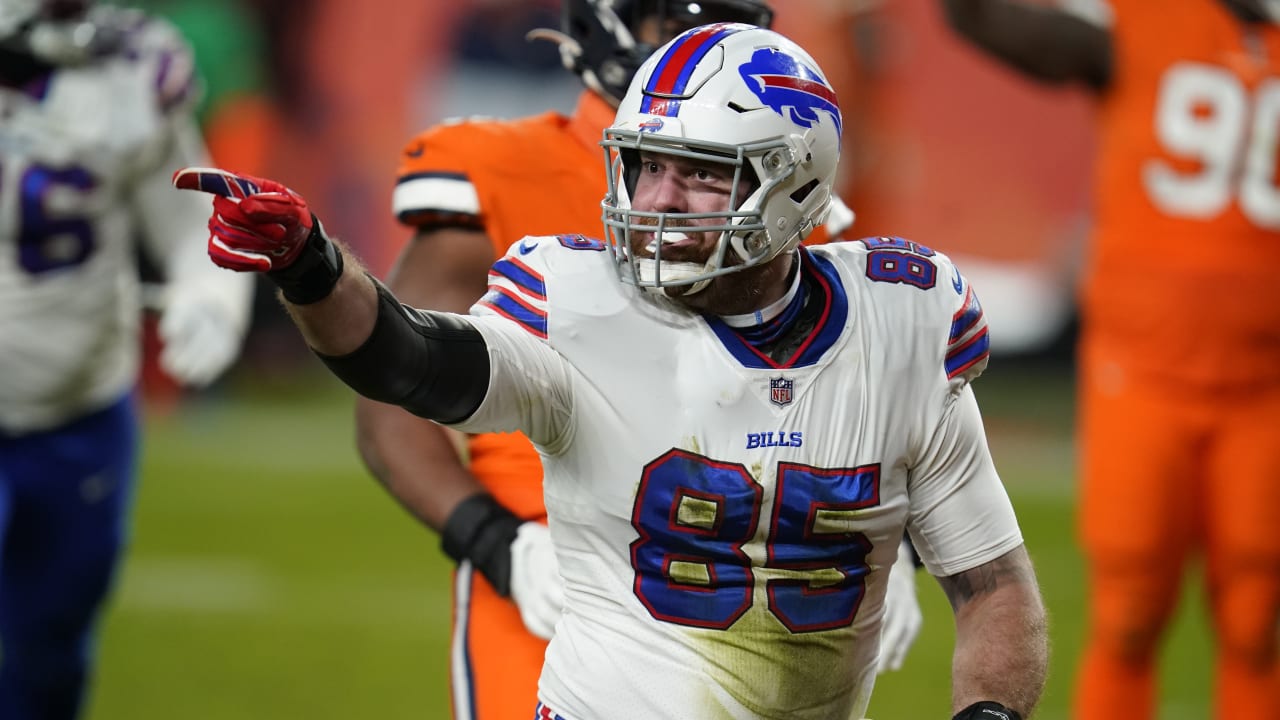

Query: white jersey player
[[0, 2, 250, 717], [455, 234, 1019, 720], [0, 1, 251, 432], [172, 22, 1049, 720]]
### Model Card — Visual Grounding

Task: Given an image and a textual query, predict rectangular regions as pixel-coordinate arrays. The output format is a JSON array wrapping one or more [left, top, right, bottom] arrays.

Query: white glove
[[508, 522, 565, 641], [156, 277, 251, 388], [877, 537, 924, 674]]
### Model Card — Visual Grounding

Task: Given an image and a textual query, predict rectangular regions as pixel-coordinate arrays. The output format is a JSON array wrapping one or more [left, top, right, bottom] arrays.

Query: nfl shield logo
[[769, 377, 794, 407]]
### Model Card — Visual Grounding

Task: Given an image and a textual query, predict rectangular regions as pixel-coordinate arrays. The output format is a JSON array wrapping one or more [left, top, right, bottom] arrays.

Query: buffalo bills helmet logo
[[739, 48, 842, 142], [638, 117, 665, 133]]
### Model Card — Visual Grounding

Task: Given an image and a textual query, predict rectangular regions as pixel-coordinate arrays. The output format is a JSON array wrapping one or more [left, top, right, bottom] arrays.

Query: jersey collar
[[704, 247, 850, 369]]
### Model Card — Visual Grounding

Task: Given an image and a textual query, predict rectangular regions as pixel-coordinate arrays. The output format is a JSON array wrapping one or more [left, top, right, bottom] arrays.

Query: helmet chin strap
[[639, 224, 749, 297], [636, 259, 714, 296], [719, 253, 803, 327], [636, 226, 784, 299]]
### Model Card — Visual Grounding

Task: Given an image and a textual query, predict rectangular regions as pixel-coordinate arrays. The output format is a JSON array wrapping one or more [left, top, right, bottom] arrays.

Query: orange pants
[[1074, 343, 1280, 720], [449, 562, 548, 720]]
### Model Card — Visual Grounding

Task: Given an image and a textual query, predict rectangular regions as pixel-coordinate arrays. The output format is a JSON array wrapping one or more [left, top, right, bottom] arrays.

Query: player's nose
[[637, 173, 688, 214]]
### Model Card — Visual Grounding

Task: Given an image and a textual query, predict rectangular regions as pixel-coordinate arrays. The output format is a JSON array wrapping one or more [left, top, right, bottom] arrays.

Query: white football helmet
[[601, 23, 842, 293]]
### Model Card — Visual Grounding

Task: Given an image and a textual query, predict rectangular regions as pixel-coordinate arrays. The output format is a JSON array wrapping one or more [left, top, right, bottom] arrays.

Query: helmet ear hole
[[741, 232, 769, 255], [789, 179, 819, 205]]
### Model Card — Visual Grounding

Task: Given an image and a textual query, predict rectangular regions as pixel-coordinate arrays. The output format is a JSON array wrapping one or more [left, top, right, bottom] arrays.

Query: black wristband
[[952, 701, 1023, 720], [267, 215, 344, 305], [440, 492, 523, 597]]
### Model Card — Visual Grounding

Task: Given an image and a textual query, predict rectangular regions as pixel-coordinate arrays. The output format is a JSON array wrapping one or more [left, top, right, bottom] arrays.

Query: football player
[[943, 1, 1280, 718], [175, 23, 1047, 720], [0, 1, 253, 717], [361, 2, 919, 718]]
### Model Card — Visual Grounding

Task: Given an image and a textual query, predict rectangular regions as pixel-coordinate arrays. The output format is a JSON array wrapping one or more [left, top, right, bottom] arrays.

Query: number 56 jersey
[[449, 236, 1024, 720], [0, 7, 219, 432]]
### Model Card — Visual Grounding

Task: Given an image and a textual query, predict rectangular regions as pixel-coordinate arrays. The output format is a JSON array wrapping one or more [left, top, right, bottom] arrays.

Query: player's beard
[[672, 252, 795, 316], [628, 218, 791, 315], [628, 218, 720, 297]]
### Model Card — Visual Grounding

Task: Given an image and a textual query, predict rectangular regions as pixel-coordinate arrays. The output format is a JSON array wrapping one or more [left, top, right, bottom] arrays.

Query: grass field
[[85, 358, 1214, 720]]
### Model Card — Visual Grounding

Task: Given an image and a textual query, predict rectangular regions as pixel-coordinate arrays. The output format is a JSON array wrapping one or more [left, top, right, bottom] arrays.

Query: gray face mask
[[26, 16, 104, 64], [26, 17, 92, 61], [0, 0, 120, 66]]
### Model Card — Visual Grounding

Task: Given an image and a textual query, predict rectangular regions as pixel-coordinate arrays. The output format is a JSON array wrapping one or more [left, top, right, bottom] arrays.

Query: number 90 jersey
[[448, 236, 1024, 720], [1083, 0, 1280, 389], [0, 7, 212, 432]]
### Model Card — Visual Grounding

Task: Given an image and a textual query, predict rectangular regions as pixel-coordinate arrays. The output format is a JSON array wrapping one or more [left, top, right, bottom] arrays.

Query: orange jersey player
[[944, 0, 1280, 718], [384, 94, 607, 720], [352, 3, 857, 719]]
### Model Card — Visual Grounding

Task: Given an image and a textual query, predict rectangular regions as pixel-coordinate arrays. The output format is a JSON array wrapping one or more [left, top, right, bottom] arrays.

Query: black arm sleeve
[[316, 276, 491, 423]]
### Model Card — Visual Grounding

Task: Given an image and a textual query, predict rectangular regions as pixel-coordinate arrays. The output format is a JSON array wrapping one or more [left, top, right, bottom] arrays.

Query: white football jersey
[[449, 235, 1023, 720], [0, 7, 244, 432]]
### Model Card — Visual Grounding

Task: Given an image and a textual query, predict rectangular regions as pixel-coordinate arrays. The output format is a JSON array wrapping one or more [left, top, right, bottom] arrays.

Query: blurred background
[[93, 0, 1211, 718]]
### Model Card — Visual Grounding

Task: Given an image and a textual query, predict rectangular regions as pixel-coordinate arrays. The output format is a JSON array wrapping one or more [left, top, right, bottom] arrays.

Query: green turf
[[85, 362, 1214, 719]]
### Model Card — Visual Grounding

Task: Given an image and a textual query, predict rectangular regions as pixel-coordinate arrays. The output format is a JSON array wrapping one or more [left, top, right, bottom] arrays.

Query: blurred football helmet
[[1218, 0, 1280, 22], [542, 0, 774, 106], [0, 0, 105, 64], [601, 23, 842, 293]]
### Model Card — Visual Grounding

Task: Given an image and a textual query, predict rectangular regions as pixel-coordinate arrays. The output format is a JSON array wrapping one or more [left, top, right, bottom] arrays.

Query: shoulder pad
[[474, 235, 557, 340], [849, 236, 991, 385], [472, 233, 613, 338]]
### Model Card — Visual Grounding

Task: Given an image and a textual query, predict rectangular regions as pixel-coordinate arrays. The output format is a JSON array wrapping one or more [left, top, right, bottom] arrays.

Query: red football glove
[[172, 167, 314, 273]]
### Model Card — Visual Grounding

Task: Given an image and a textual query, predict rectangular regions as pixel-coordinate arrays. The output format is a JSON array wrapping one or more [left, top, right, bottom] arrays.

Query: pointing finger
[[172, 166, 262, 199]]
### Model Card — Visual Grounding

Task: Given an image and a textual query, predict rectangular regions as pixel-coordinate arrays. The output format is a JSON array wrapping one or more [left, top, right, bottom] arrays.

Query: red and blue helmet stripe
[[637, 23, 841, 143], [640, 22, 748, 116]]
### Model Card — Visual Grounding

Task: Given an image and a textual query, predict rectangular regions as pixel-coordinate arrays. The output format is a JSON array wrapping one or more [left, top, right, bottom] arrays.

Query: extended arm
[[173, 167, 564, 638], [940, 545, 1048, 719], [170, 167, 488, 421], [942, 0, 1112, 89]]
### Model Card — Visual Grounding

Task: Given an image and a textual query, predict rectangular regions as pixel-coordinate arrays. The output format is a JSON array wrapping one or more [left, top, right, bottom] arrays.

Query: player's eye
[[693, 167, 732, 189]]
